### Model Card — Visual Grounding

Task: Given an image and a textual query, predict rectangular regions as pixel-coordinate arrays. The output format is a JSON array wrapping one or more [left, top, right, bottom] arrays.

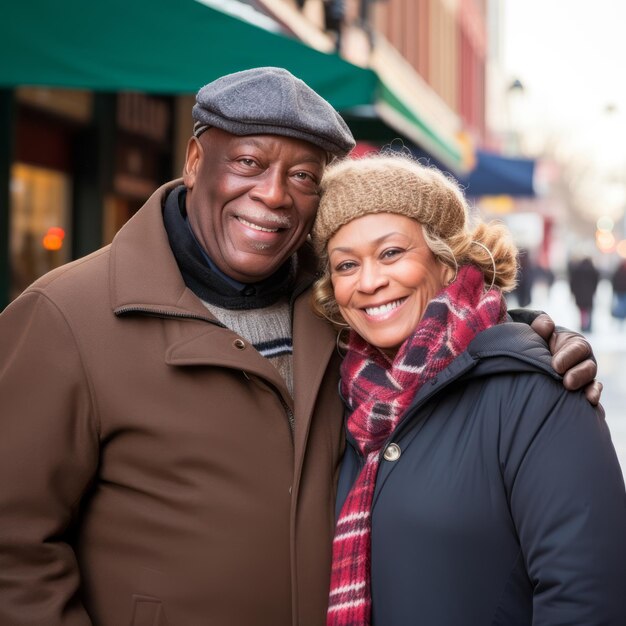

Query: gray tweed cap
[[192, 67, 355, 157]]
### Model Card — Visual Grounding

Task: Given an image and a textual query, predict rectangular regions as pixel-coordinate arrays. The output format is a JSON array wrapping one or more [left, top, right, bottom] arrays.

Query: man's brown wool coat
[[0, 180, 345, 626]]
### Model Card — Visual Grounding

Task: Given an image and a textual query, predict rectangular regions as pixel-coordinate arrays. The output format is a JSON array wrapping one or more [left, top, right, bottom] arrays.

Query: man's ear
[[183, 137, 202, 189]]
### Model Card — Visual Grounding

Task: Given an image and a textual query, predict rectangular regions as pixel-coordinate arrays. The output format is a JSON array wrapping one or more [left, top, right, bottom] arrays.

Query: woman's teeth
[[365, 299, 404, 316]]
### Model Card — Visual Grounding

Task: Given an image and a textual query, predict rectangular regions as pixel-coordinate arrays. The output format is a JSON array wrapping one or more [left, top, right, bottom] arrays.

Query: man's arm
[[0, 292, 97, 625], [509, 309, 602, 407]]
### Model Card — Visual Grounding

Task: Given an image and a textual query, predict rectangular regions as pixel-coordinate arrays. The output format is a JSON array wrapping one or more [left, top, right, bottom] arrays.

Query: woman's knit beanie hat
[[312, 154, 469, 255]]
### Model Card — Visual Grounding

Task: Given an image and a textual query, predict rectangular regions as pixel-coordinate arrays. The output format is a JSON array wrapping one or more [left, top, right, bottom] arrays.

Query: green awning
[[0, 0, 376, 110], [0, 0, 468, 172]]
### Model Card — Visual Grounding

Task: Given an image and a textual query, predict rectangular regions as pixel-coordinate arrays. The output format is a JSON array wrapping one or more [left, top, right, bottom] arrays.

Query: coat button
[[383, 443, 401, 462], [233, 339, 246, 350]]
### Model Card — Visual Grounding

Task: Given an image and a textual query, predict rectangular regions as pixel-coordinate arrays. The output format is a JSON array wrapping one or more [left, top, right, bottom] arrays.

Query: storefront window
[[10, 163, 71, 299]]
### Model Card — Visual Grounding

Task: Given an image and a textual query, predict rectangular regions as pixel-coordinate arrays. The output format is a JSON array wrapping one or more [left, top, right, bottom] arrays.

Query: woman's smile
[[362, 297, 408, 319]]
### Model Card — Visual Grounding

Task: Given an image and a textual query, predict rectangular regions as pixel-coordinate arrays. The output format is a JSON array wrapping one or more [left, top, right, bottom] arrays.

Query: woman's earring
[[336, 327, 349, 358], [448, 256, 459, 285], [470, 241, 497, 291]]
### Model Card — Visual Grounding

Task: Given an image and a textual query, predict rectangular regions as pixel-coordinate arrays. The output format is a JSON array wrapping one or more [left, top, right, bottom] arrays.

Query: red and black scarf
[[327, 265, 506, 626]]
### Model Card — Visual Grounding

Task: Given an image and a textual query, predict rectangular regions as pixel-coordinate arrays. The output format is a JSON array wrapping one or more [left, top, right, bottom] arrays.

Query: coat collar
[[110, 179, 212, 319]]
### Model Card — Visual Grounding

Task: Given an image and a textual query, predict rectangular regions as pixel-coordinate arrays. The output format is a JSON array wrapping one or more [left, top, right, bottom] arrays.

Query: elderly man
[[0, 68, 599, 626]]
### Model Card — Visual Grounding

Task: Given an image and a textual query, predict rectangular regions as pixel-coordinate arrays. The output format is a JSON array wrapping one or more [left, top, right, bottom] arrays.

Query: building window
[[10, 163, 71, 299]]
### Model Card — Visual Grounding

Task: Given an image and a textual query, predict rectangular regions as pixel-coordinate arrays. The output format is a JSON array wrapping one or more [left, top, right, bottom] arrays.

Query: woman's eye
[[381, 248, 403, 260], [335, 261, 357, 273], [239, 158, 257, 167]]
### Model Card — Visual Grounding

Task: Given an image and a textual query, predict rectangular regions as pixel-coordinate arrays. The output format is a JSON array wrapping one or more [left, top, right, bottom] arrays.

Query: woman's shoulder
[[465, 321, 558, 383], [460, 322, 604, 471]]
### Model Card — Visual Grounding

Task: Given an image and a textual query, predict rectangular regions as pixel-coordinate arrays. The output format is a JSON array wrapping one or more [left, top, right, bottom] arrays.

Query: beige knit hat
[[311, 154, 469, 255]]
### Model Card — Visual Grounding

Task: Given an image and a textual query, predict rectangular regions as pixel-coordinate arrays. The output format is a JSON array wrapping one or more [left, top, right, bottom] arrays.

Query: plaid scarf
[[327, 265, 506, 626]]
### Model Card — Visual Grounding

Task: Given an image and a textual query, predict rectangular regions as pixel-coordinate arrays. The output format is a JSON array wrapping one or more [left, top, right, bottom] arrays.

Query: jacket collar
[[385, 322, 560, 440], [110, 179, 212, 320]]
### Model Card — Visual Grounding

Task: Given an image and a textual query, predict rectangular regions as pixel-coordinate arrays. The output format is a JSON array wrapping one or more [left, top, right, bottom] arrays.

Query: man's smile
[[237, 217, 280, 233]]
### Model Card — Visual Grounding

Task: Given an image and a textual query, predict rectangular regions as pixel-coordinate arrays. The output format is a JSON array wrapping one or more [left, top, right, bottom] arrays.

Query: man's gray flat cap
[[192, 67, 355, 157]]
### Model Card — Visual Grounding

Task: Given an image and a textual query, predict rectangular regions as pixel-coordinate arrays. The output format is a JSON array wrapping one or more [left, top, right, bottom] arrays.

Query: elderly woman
[[311, 154, 626, 626]]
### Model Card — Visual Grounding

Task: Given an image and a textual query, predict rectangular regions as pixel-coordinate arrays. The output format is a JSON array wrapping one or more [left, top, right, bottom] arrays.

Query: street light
[[505, 78, 526, 155]]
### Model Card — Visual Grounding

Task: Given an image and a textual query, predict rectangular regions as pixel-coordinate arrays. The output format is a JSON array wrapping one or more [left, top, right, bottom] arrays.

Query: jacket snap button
[[233, 339, 246, 350], [383, 443, 401, 462]]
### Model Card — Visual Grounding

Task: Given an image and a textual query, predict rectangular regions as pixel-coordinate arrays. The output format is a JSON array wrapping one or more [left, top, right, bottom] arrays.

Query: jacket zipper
[[115, 307, 221, 324], [279, 395, 295, 438]]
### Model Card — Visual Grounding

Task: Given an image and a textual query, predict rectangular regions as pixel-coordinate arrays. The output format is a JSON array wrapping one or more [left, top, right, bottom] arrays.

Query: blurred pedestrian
[[611, 259, 626, 325], [568, 256, 600, 332], [512, 247, 534, 307]]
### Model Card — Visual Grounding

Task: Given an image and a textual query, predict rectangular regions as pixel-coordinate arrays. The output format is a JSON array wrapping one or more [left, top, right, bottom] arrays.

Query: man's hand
[[530, 313, 603, 407]]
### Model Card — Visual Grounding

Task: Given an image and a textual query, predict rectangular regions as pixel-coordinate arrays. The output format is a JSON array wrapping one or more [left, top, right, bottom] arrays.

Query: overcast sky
[[503, 0, 626, 169]]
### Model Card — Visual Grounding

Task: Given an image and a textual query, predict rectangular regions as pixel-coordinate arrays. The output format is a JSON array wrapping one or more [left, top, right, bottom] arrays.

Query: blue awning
[[460, 150, 536, 198]]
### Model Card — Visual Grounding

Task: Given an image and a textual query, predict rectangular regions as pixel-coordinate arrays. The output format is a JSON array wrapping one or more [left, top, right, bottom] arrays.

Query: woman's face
[[328, 213, 448, 356]]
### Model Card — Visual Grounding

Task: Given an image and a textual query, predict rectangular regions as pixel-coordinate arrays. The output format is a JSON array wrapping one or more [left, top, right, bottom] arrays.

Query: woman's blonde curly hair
[[310, 152, 519, 329]]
